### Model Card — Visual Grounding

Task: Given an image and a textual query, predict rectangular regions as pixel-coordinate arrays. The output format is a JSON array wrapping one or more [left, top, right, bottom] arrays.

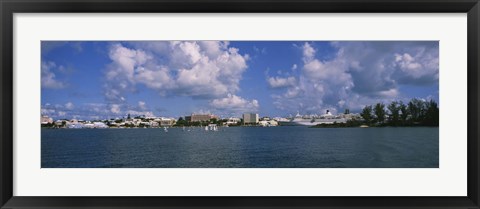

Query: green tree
[[360, 105, 373, 125], [399, 101, 409, 125], [209, 118, 218, 124], [374, 103, 386, 124], [387, 101, 400, 126], [423, 99, 439, 126], [408, 98, 426, 124], [175, 117, 186, 126]]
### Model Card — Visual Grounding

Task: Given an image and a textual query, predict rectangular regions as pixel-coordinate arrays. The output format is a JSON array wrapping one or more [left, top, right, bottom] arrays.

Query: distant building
[[260, 116, 271, 121], [154, 117, 176, 126], [243, 113, 259, 125], [150, 121, 160, 127], [93, 122, 108, 128], [259, 120, 278, 127], [54, 120, 67, 127], [225, 117, 241, 125], [68, 123, 84, 129], [40, 115, 53, 124], [186, 114, 218, 122]]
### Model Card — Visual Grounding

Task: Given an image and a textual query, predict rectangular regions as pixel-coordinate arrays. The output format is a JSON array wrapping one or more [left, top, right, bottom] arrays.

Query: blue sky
[[41, 41, 439, 120]]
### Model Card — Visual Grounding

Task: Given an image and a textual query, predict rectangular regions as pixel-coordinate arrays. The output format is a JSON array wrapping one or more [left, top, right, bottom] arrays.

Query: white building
[[68, 123, 84, 129], [54, 120, 67, 127], [259, 120, 279, 127], [41, 115, 53, 124], [93, 122, 108, 128], [154, 117, 176, 126], [225, 117, 241, 125], [243, 113, 259, 125]]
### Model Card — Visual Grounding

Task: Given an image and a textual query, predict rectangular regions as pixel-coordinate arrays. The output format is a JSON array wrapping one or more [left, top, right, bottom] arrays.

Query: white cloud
[[270, 41, 438, 114], [138, 101, 146, 110], [110, 104, 121, 114], [87, 103, 155, 119], [210, 94, 259, 114], [126, 110, 155, 117], [267, 76, 296, 88], [198, 41, 228, 59], [41, 61, 66, 89], [104, 41, 249, 101], [302, 43, 316, 62], [65, 102, 74, 110], [41, 108, 55, 115], [394, 50, 439, 81]]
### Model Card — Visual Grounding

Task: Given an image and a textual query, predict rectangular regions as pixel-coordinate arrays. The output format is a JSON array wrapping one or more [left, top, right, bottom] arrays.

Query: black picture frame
[[1, 0, 479, 208]]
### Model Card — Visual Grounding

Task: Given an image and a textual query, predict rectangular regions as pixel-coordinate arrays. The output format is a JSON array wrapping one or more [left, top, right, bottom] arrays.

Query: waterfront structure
[[54, 120, 67, 127], [41, 115, 53, 124], [43, 115, 177, 129], [243, 113, 259, 125], [225, 117, 241, 126], [186, 114, 218, 122], [154, 117, 176, 126], [273, 117, 290, 123], [278, 110, 356, 126], [68, 123, 84, 129], [41, 110, 360, 128], [93, 122, 108, 128], [260, 116, 271, 121], [259, 120, 278, 127]]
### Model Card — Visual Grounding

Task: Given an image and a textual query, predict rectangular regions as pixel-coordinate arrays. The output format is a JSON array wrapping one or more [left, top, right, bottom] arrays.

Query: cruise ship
[[278, 110, 347, 126]]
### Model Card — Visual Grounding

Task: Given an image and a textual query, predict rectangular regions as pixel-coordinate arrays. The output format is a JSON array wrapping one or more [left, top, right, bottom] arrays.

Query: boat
[[278, 110, 347, 126], [164, 127, 168, 132], [208, 124, 218, 131]]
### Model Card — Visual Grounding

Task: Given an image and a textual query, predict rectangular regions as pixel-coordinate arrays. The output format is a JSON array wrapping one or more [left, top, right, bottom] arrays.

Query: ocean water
[[41, 126, 439, 168]]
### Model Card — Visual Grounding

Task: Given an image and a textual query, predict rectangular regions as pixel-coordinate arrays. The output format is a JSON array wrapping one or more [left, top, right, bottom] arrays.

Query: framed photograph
[[1, 0, 479, 208]]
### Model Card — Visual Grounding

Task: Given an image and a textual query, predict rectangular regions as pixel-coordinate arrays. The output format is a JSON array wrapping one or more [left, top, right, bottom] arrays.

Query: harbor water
[[41, 126, 439, 168]]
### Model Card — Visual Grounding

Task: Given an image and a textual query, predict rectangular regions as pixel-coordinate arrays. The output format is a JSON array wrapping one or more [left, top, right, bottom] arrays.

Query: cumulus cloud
[[42, 103, 77, 119], [267, 76, 297, 88], [392, 46, 439, 84], [302, 43, 316, 62], [65, 102, 74, 110], [210, 94, 259, 114], [269, 41, 438, 114], [138, 101, 146, 110], [104, 41, 249, 102], [110, 104, 121, 114], [41, 61, 66, 89]]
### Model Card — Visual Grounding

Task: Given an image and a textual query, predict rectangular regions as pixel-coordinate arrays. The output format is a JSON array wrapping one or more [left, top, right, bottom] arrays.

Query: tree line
[[360, 98, 439, 127]]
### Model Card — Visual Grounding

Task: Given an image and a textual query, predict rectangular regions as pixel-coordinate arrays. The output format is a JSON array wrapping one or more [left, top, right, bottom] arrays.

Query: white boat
[[208, 124, 218, 131], [278, 111, 347, 126], [164, 127, 168, 132]]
